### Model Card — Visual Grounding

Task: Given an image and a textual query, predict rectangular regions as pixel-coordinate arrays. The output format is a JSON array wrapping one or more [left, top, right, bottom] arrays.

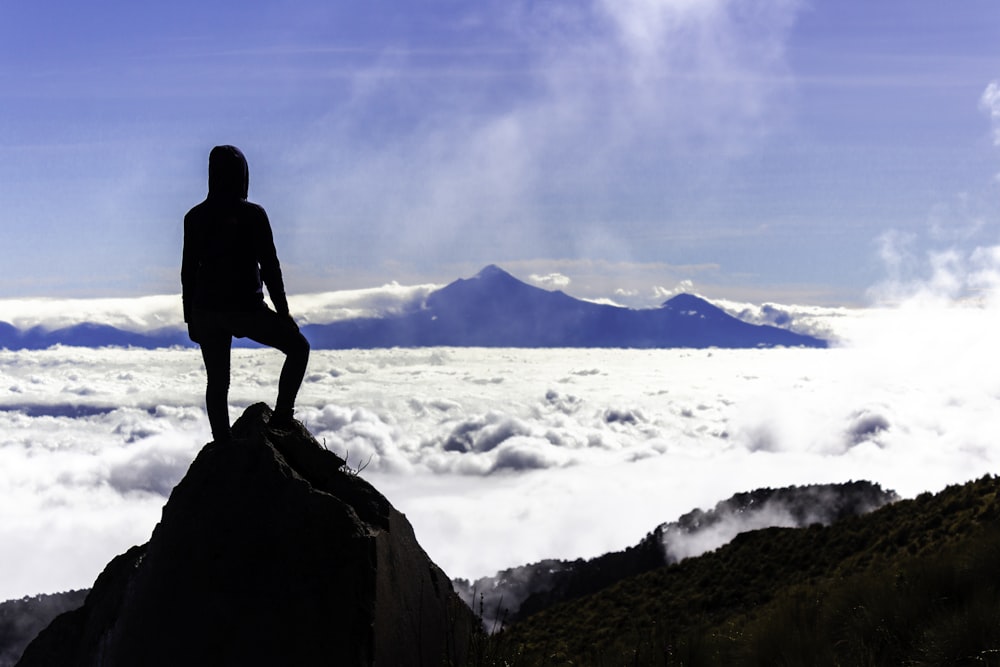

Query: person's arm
[[181, 212, 198, 324], [255, 207, 290, 316], [181, 210, 205, 343]]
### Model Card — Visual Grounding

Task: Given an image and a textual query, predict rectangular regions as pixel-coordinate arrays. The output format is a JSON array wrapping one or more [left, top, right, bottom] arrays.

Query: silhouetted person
[[182, 145, 310, 441]]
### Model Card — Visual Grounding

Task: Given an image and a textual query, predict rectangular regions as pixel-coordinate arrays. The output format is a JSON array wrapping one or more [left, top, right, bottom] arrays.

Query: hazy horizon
[[0, 263, 852, 345]]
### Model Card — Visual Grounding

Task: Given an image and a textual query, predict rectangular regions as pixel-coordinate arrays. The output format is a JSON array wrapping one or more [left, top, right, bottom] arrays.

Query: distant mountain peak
[[474, 264, 510, 280], [469, 264, 524, 288], [662, 292, 713, 309], [298, 266, 827, 349]]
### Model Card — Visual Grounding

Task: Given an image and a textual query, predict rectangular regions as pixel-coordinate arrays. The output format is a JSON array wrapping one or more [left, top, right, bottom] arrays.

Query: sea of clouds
[[3, 249, 1000, 601]]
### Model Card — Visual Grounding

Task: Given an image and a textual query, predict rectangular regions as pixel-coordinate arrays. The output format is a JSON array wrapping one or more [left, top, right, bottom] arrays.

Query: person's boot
[[267, 408, 296, 432]]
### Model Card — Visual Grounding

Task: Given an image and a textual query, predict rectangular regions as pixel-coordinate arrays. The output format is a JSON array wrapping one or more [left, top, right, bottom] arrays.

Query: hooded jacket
[[181, 146, 289, 322]]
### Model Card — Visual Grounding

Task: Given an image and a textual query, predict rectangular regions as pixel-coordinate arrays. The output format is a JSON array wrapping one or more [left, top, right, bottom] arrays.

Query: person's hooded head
[[207, 145, 249, 200]]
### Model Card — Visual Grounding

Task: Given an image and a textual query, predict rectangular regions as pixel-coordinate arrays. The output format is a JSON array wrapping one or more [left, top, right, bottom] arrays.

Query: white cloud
[[0, 398, 206, 599], [652, 280, 694, 300], [528, 273, 571, 290], [1, 307, 998, 596], [980, 80, 1000, 146], [5, 245, 1000, 595], [283, 0, 803, 274], [289, 282, 439, 325], [0, 282, 440, 333], [663, 502, 800, 563], [0, 295, 182, 333], [713, 297, 851, 340]]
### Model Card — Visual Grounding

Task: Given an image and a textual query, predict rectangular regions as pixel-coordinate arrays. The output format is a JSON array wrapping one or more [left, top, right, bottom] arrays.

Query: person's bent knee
[[277, 330, 309, 360], [293, 331, 310, 358]]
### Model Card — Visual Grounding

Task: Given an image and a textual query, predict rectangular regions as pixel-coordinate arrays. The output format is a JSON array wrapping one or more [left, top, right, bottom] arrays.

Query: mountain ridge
[[454, 481, 897, 631], [496, 475, 1000, 664], [0, 266, 826, 350], [302, 265, 827, 349]]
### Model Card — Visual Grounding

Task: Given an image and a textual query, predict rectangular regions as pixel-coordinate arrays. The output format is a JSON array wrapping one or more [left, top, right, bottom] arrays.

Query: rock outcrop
[[17, 404, 474, 667]]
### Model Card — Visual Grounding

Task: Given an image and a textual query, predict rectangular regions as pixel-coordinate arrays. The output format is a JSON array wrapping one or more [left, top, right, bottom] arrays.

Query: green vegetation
[[475, 475, 1000, 666]]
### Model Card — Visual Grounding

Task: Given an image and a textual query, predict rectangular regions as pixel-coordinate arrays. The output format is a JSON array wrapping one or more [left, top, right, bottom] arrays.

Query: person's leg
[[237, 310, 310, 422], [199, 328, 234, 441], [274, 330, 310, 417]]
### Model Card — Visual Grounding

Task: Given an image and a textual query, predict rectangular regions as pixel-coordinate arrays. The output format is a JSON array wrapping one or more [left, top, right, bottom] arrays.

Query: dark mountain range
[[498, 475, 1000, 665], [0, 323, 188, 351], [0, 592, 87, 667], [302, 265, 827, 349], [0, 265, 825, 350]]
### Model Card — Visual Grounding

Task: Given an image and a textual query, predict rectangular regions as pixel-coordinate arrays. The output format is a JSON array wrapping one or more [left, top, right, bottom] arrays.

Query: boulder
[[17, 404, 473, 666]]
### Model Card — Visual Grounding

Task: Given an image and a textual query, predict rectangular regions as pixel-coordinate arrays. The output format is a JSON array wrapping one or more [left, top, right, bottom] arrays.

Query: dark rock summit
[[17, 404, 474, 667]]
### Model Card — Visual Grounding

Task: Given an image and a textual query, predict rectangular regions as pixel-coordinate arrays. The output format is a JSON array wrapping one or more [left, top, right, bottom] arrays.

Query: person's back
[[182, 145, 309, 441], [183, 145, 288, 318]]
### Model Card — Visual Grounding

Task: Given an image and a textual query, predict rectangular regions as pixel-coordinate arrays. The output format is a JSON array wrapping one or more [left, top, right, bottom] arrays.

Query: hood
[[208, 145, 249, 199]]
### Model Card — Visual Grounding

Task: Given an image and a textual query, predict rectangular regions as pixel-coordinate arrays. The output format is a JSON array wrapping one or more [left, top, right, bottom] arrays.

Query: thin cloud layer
[[0, 283, 440, 333], [0, 268, 839, 337], [981, 80, 1000, 146], [0, 310, 998, 597], [0, 295, 182, 334], [285, 0, 802, 274]]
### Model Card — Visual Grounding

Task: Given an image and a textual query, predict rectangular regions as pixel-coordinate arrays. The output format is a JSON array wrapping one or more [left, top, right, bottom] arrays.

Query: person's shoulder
[[224, 199, 266, 215], [239, 200, 270, 224], [184, 199, 211, 221]]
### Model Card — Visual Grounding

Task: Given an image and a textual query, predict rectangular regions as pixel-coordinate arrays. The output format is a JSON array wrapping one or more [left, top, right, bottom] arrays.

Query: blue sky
[[2, 0, 999, 305]]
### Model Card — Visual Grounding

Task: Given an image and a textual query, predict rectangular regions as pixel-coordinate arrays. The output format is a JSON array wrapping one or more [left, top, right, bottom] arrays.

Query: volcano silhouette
[[301, 265, 827, 349]]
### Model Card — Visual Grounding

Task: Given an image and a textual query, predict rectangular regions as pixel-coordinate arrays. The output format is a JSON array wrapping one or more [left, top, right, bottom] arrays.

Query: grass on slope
[[481, 475, 1000, 666]]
